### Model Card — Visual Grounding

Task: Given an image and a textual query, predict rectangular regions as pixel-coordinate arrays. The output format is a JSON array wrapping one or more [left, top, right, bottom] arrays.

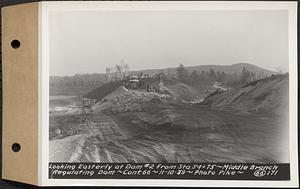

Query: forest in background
[[50, 63, 276, 95]]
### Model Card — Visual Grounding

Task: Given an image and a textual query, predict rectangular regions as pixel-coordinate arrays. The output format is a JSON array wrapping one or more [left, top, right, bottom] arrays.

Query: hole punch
[[11, 39, 21, 49], [12, 143, 21, 152]]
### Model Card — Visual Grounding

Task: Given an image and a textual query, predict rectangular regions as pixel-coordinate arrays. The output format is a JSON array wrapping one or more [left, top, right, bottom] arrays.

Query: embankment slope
[[202, 74, 289, 116]]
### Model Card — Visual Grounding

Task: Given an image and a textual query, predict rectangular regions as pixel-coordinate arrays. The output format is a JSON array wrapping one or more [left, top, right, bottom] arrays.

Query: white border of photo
[[39, 1, 298, 187]]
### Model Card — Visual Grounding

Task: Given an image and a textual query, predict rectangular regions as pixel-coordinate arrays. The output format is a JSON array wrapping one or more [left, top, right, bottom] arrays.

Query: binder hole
[[12, 143, 21, 152], [11, 40, 21, 49]]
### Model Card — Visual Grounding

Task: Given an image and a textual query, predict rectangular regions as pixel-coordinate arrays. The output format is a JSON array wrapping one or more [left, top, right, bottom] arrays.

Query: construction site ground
[[49, 95, 288, 163]]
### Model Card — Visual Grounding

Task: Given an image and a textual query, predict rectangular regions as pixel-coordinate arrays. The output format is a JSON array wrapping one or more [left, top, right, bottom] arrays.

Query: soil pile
[[202, 74, 289, 116], [92, 86, 173, 113], [84, 80, 125, 101]]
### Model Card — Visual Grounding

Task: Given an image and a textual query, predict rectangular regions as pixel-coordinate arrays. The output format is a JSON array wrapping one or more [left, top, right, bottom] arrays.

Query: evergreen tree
[[176, 64, 190, 83], [209, 68, 217, 81], [190, 71, 200, 85], [241, 67, 248, 82]]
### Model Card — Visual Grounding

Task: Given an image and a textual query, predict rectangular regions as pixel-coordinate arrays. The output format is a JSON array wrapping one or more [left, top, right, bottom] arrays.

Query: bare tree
[[105, 67, 111, 81], [115, 64, 123, 80], [124, 64, 129, 78], [167, 68, 172, 76], [138, 72, 143, 80], [120, 59, 125, 78]]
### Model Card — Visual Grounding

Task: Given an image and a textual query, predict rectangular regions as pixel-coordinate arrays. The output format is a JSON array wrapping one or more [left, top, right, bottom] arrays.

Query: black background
[[0, 0, 298, 188]]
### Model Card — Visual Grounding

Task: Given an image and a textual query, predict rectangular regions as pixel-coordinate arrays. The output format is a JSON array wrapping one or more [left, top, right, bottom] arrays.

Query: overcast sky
[[50, 10, 288, 76]]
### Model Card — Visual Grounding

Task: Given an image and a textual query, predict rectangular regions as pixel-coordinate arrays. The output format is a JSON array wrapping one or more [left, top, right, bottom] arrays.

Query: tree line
[[50, 63, 269, 89], [50, 73, 106, 88], [105, 63, 130, 81], [176, 64, 267, 86], [50, 63, 130, 88]]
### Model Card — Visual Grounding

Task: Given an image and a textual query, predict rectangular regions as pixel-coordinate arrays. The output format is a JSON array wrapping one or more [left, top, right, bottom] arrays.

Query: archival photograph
[[49, 10, 289, 164]]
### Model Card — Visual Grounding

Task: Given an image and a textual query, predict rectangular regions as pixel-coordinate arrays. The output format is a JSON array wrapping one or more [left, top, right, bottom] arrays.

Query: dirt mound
[[85, 74, 199, 104], [202, 74, 289, 116], [143, 75, 199, 101], [92, 81, 198, 115], [84, 80, 125, 101], [92, 86, 173, 113]]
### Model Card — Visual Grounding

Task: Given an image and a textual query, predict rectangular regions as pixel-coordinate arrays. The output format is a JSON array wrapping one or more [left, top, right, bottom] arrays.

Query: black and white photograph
[[48, 8, 290, 165], [0, 0, 297, 187]]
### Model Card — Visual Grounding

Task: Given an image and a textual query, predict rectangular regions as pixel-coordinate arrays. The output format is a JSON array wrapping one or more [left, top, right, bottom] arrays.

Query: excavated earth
[[49, 86, 288, 163]]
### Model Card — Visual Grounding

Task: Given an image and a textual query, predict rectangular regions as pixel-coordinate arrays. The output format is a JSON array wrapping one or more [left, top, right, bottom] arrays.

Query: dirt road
[[49, 103, 288, 163]]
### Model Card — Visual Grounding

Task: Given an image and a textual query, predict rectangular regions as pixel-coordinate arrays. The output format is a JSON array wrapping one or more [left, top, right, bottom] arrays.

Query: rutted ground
[[49, 104, 288, 163], [49, 74, 289, 163]]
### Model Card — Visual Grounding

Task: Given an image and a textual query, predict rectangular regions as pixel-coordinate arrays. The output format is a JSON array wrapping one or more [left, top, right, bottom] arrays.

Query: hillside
[[130, 63, 275, 77], [201, 74, 289, 116], [50, 63, 275, 96]]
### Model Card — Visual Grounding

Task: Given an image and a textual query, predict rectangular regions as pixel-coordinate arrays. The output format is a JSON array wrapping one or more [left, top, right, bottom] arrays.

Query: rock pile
[[108, 87, 171, 114]]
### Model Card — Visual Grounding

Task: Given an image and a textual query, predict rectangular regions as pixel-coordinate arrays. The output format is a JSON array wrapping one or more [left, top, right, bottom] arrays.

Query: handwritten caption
[[49, 163, 288, 180]]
